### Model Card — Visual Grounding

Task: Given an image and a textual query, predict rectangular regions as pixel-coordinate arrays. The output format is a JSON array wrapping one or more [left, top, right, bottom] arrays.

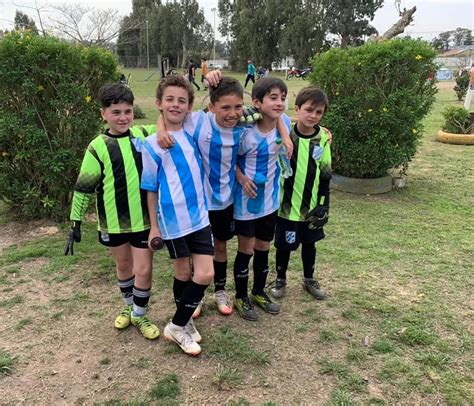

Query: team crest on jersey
[[312, 146, 324, 161], [206, 132, 212, 142], [285, 231, 296, 244]]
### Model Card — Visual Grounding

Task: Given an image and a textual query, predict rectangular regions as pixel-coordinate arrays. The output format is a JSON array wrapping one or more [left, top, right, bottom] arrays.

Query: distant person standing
[[464, 63, 474, 111], [188, 59, 201, 91], [201, 58, 209, 90], [244, 60, 256, 88]]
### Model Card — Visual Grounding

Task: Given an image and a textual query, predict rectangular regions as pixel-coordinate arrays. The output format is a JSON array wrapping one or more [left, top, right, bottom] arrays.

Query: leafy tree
[[452, 27, 472, 46], [325, 0, 383, 48], [437, 31, 452, 51], [117, 0, 212, 68], [14, 10, 38, 34], [280, 0, 329, 67]]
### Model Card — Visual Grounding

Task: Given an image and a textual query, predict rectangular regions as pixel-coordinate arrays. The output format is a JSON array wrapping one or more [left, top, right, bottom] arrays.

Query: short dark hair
[[295, 86, 328, 112], [251, 77, 287, 102], [209, 77, 244, 104], [98, 83, 134, 108], [156, 75, 194, 106]]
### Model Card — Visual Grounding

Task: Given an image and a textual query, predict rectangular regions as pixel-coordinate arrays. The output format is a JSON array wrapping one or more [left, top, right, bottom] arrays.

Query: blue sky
[[1, 0, 473, 41]]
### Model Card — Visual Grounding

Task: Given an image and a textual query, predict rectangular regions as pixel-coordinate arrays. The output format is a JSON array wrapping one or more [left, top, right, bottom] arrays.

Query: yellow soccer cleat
[[131, 314, 160, 340], [114, 305, 132, 329]]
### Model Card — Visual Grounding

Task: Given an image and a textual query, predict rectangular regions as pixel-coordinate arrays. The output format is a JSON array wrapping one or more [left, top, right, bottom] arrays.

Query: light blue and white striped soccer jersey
[[234, 114, 292, 220], [184, 111, 246, 211], [141, 129, 209, 240]]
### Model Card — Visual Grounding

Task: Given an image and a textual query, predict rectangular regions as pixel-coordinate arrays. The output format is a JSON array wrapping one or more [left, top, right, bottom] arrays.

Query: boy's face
[[254, 87, 286, 121], [156, 86, 191, 129], [209, 94, 244, 128], [100, 102, 134, 135], [295, 101, 325, 131]]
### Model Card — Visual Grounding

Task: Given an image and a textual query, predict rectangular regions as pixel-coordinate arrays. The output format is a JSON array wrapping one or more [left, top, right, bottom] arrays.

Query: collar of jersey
[[104, 129, 131, 139]]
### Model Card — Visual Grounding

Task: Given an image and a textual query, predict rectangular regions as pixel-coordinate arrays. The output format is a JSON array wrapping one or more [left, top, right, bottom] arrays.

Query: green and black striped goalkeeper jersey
[[70, 125, 156, 233], [279, 124, 332, 221]]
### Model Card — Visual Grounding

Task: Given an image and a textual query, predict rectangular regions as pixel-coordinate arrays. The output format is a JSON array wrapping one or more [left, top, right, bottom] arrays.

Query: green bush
[[0, 32, 119, 220], [310, 39, 437, 178], [442, 106, 471, 134], [453, 71, 469, 101], [133, 104, 146, 119]]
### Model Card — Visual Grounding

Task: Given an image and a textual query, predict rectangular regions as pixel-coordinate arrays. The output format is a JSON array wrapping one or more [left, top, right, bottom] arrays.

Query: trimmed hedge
[[0, 32, 119, 220], [310, 39, 437, 178]]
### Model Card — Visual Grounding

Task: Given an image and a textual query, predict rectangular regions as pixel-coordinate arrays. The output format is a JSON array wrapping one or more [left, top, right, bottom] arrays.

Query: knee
[[254, 240, 270, 251], [115, 258, 133, 274], [214, 240, 227, 257]]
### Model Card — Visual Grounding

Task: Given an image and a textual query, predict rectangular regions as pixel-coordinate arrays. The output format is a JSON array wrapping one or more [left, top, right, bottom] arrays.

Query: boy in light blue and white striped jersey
[[141, 75, 214, 356], [233, 77, 292, 322]]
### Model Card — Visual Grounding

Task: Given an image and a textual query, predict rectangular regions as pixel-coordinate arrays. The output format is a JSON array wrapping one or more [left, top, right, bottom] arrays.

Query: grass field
[[0, 72, 473, 405]]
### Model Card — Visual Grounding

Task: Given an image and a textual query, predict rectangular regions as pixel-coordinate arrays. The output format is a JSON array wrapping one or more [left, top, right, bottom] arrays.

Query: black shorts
[[234, 210, 278, 242], [209, 205, 235, 242], [98, 229, 150, 249], [274, 217, 325, 251], [165, 225, 214, 259]]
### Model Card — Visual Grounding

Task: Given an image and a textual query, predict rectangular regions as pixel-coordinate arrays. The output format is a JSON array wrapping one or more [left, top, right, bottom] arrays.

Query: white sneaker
[[185, 318, 202, 343], [192, 297, 204, 319], [214, 290, 233, 315], [164, 322, 201, 356]]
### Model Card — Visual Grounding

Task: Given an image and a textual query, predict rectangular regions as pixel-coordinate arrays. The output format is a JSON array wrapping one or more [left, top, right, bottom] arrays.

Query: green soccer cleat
[[114, 304, 132, 330], [234, 296, 258, 321], [131, 314, 160, 340], [250, 291, 281, 314]]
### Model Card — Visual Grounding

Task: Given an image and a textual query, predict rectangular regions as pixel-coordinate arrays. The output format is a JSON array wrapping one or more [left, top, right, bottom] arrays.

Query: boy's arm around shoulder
[[277, 114, 293, 158]]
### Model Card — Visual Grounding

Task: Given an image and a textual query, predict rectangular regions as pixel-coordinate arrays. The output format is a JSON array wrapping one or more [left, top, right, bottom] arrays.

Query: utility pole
[[211, 7, 216, 62], [146, 20, 150, 69]]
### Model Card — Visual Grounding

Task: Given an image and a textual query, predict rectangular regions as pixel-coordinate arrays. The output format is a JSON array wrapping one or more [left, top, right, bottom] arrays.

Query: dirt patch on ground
[[0, 220, 60, 253]]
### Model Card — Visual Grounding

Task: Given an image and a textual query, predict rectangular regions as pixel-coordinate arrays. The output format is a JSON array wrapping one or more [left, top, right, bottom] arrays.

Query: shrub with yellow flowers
[[310, 38, 437, 179]]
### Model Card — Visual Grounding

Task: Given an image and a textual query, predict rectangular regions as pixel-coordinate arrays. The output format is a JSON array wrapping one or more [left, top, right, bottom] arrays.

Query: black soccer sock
[[213, 260, 228, 292], [252, 249, 269, 295], [275, 249, 291, 280], [132, 286, 151, 317], [301, 243, 317, 279], [233, 251, 252, 299], [117, 275, 134, 306], [173, 278, 189, 308], [172, 280, 208, 327]]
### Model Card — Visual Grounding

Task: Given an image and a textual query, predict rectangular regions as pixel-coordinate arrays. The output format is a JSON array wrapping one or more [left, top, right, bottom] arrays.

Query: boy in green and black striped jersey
[[270, 86, 332, 301], [65, 83, 160, 340]]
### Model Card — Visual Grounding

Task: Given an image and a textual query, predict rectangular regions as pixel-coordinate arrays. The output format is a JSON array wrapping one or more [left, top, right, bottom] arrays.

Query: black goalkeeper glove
[[239, 106, 262, 125], [306, 206, 329, 230], [64, 221, 82, 255]]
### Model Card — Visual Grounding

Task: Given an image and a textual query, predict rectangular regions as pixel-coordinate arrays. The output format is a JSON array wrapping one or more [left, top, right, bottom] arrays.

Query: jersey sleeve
[[317, 130, 332, 207], [70, 144, 101, 221], [136, 124, 156, 138], [141, 137, 161, 192], [70, 191, 92, 221]]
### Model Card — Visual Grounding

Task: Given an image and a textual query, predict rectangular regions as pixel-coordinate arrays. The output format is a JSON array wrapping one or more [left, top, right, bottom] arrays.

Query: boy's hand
[[205, 70, 222, 87], [305, 206, 329, 230], [239, 107, 262, 125], [148, 227, 163, 252], [157, 129, 175, 149], [282, 137, 293, 158], [64, 221, 81, 255], [321, 126, 333, 144], [240, 176, 257, 198]]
